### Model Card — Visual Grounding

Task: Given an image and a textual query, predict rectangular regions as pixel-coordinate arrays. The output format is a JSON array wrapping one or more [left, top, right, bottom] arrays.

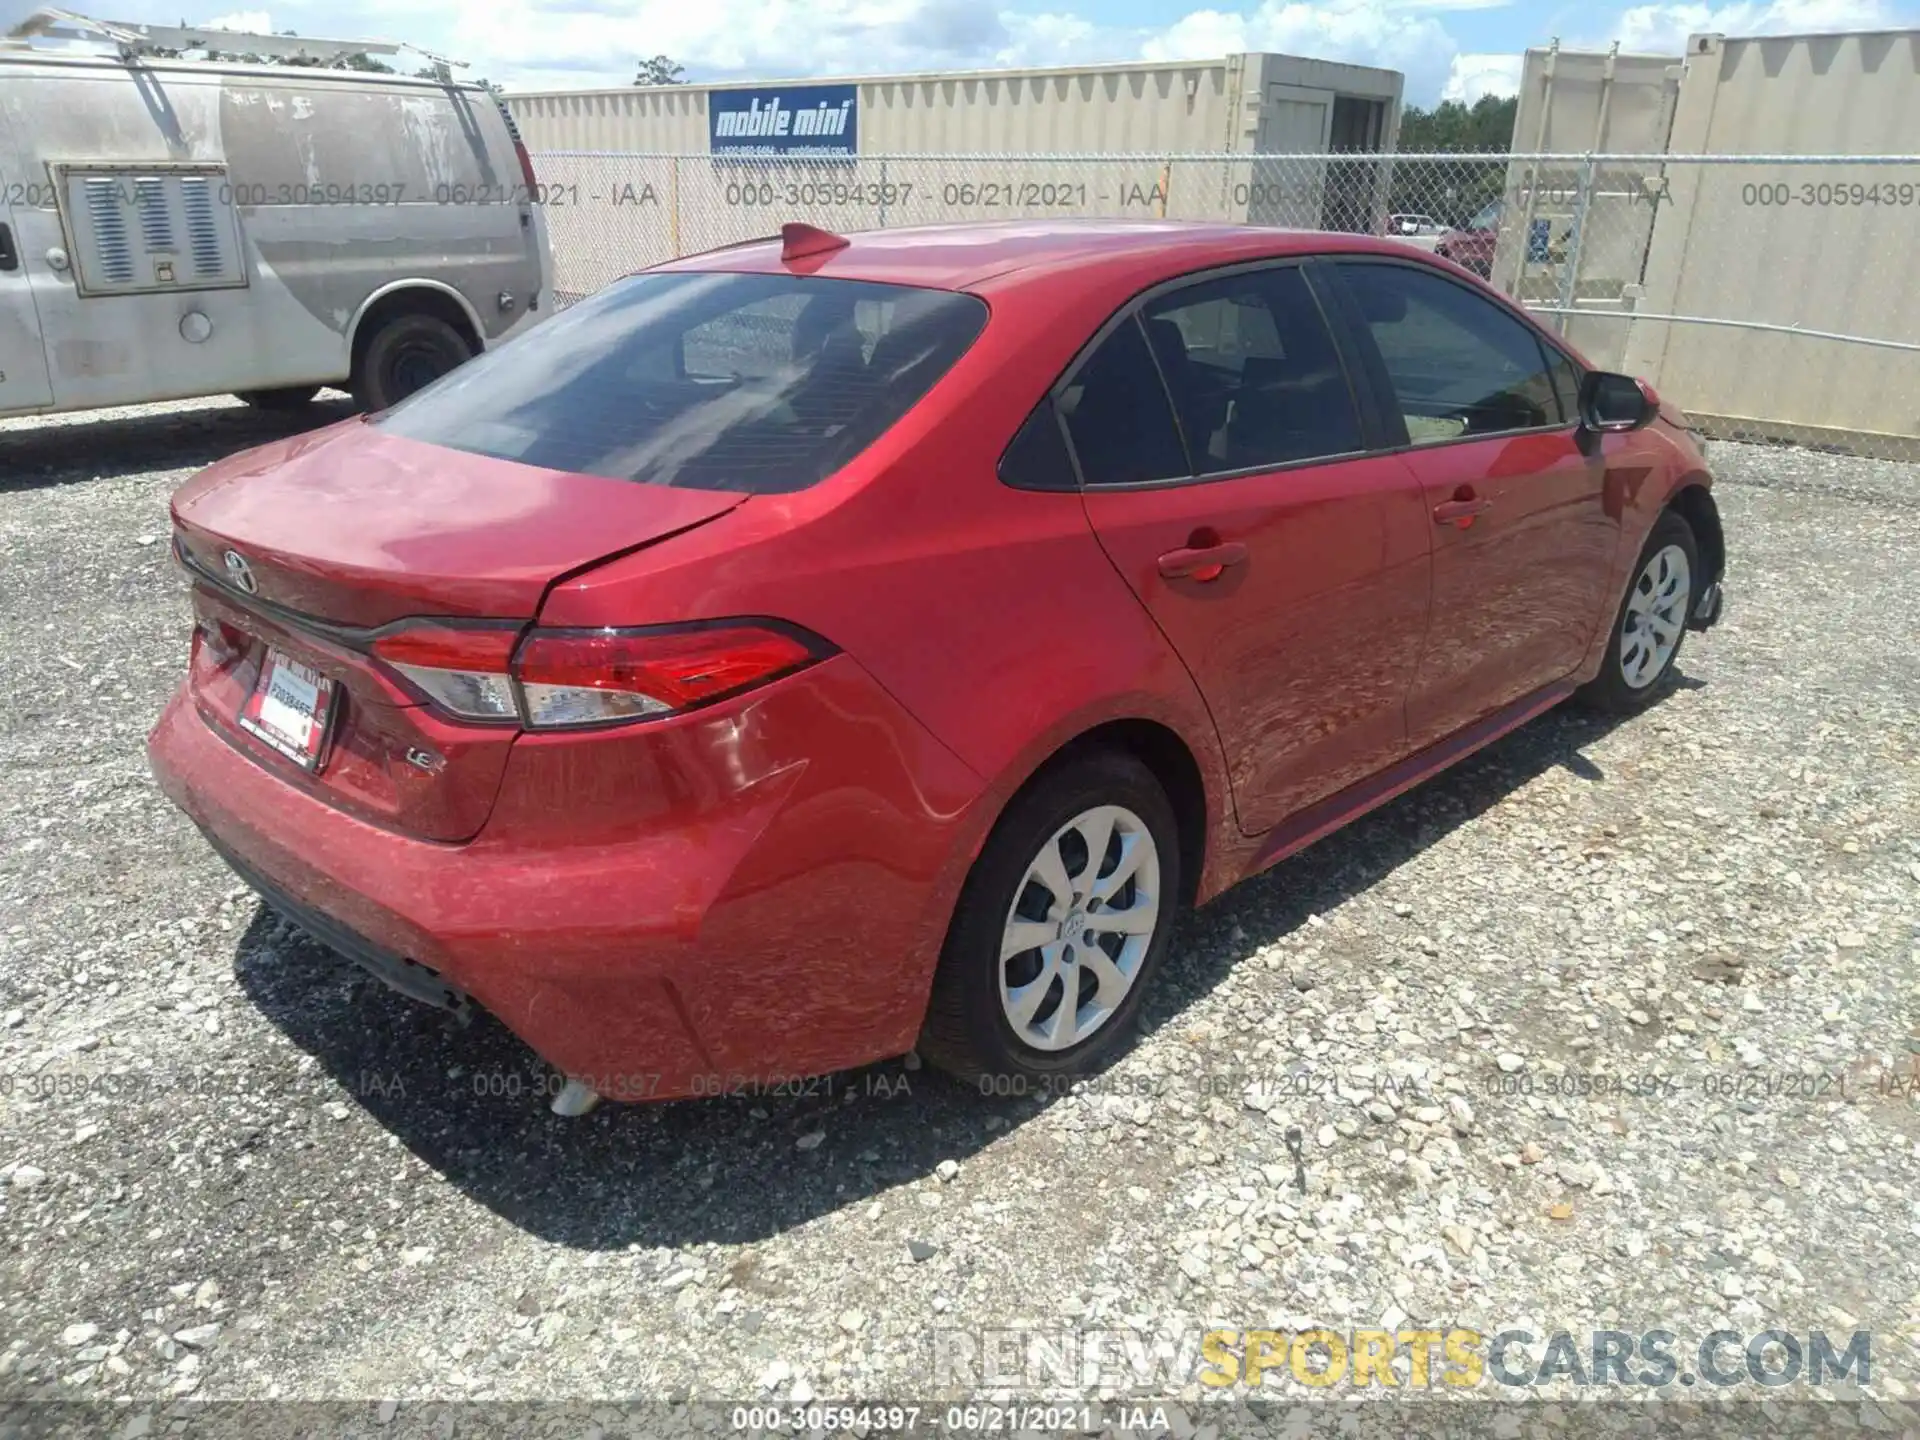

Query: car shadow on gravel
[[0, 396, 356, 491], [228, 692, 1672, 1251]]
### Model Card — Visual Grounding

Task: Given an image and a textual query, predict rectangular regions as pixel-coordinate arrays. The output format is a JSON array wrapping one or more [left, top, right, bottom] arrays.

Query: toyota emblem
[[222, 549, 257, 594]]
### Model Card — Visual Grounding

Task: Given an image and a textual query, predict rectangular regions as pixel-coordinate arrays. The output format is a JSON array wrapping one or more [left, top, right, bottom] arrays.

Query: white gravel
[[2, 399, 1917, 1432]]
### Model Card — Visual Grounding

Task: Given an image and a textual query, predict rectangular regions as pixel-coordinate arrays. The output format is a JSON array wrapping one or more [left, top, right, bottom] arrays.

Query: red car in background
[[1435, 199, 1503, 277], [149, 220, 1726, 1110]]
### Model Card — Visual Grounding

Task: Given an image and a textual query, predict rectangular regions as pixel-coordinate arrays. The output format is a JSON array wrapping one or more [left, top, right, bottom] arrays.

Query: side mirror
[[1579, 370, 1657, 432]]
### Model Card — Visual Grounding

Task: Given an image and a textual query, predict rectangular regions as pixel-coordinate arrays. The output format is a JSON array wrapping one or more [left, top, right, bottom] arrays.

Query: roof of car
[[651, 220, 1447, 294]]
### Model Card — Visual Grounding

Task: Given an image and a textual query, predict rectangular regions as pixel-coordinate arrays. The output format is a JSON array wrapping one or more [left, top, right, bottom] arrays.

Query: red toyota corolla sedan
[[149, 220, 1726, 1110]]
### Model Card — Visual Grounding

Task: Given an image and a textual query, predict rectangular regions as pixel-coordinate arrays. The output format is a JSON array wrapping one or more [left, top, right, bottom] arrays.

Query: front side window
[[1334, 262, 1561, 446], [375, 271, 987, 493], [1544, 344, 1583, 424], [1141, 266, 1362, 473]]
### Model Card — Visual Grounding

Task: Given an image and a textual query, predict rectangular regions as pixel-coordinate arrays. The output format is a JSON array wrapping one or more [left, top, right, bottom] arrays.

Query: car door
[[0, 117, 54, 414], [1068, 262, 1433, 837], [1324, 258, 1618, 750]]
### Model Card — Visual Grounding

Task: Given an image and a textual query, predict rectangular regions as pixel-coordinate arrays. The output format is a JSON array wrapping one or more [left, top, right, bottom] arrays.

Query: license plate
[[238, 649, 337, 770]]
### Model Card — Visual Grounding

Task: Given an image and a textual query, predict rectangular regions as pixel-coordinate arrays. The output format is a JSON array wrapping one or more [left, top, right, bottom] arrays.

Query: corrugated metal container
[[1508, 43, 1682, 156], [506, 53, 1403, 158], [1492, 44, 1682, 364], [1622, 29, 1920, 450], [509, 54, 1404, 295]]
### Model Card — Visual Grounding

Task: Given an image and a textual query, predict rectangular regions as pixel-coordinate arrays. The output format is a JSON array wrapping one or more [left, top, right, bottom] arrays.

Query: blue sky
[[6, 0, 1914, 104]]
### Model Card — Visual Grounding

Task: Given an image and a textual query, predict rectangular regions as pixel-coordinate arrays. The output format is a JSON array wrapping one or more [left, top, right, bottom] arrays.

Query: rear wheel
[[352, 313, 474, 413], [919, 749, 1181, 1089], [1578, 509, 1700, 714], [235, 385, 320, 411]]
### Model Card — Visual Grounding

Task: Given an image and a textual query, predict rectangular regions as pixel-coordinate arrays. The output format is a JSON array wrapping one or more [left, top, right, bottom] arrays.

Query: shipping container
[[1492, 30, 1919, 458], [507, 54, 1405, 296], [506, 53, 1403, 160], [1620, 30, 1920, 453], [1489, 42, 1682, 362]]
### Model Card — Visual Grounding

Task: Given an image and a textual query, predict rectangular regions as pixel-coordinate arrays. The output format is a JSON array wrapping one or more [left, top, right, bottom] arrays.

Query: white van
[[0, 13, 551, 420]]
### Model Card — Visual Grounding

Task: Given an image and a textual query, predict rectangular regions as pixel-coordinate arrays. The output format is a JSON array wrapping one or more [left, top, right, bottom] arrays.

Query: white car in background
[[1379, 212, 1446, 250]]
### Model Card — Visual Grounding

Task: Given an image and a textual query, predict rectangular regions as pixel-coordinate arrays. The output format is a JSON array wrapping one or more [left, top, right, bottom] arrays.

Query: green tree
[[1396, 94, 1518, 154], [1390, 94, 1519, 226], [634, 55, 685, 85]]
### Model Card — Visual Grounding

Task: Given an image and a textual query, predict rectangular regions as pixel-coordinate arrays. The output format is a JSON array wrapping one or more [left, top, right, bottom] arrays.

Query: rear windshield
[[374, 271, 988, 492]]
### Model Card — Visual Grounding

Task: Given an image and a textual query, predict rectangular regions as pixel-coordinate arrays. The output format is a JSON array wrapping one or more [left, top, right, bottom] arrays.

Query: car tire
[[1578, 509, 1701, 714], [352, 314, 474, 413], [235, 385, 320, 411], [918, 748, 1183, 1090]]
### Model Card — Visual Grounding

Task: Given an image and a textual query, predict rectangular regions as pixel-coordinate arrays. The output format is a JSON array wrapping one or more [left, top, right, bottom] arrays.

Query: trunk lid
[[172, 421, 746, 843], [172, 419, 745, 627]]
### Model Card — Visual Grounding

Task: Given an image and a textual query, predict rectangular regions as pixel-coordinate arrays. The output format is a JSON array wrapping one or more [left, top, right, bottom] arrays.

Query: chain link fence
[[530, 150, 1920, 463]]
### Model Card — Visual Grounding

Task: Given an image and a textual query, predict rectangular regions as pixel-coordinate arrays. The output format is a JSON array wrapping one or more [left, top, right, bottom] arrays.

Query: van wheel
[[352, 314, 474, 413], [235, 386, 319, 411], [918, 749, 1181, 1089]]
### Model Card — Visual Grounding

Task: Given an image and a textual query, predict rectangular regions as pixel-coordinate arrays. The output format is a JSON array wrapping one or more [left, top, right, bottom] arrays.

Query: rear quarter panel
[[535, 272, 1248, 905]]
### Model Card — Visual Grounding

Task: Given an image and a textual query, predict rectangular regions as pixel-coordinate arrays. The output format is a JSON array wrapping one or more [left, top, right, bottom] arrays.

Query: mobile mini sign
[[709, 84, 859, 157]]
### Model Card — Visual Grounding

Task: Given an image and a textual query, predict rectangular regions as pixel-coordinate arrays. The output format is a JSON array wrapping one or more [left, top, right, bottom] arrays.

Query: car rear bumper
[[148, 654, 986, 1101]]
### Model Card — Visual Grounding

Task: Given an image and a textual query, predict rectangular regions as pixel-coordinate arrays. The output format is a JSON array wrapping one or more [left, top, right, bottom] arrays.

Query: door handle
[[0, 225, 17, 274], [1432, 494, 1493, 528], [1157, 541, 1247, 581]]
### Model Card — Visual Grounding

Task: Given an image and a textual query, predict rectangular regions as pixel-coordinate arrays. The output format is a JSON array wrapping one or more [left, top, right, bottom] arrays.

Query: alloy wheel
[[1619, 543, 1692, 690], [997, 804, 1161, 1052]]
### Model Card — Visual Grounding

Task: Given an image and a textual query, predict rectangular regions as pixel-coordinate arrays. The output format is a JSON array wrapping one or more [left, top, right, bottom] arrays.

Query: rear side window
[[375, 272, 988, 492], [1335, 262, 1560, 444], [1141, 267, 1362, 473], [1058, 318, 1189, 486], [999, 399, 1078, 491]]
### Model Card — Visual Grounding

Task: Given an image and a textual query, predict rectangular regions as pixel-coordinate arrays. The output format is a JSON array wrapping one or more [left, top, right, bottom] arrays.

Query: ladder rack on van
[[4, 7, 466, 82]]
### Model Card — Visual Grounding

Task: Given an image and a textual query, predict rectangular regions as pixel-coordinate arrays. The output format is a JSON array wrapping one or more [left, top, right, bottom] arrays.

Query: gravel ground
[[1, 399, 1917, 1431]]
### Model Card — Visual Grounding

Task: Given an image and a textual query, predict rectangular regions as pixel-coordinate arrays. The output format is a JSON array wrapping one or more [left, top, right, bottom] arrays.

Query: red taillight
[[368, 620, 823, 729], [493, 98, 541, 196], [517, 625, 816, 728]]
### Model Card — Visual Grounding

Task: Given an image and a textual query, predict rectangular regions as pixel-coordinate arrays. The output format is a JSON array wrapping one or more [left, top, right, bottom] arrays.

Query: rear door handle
[[1157, 542, 1247, 581], [0, 225, 17, 273], [1432, 496, 1492, 527]]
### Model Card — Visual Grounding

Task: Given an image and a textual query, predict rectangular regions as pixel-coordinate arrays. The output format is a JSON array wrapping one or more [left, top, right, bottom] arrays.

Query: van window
[[374, 271, 988, 492]]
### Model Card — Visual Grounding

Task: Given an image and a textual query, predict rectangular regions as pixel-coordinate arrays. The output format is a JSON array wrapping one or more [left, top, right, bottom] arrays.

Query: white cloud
[[200, 9, 275, 31], [433, 0, 1094, 89], [286, 0, 1476, 99], [1606, 0, 1896, 53], [1441, 50, 1522, 101], [1142, 0, 1461, 107]]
